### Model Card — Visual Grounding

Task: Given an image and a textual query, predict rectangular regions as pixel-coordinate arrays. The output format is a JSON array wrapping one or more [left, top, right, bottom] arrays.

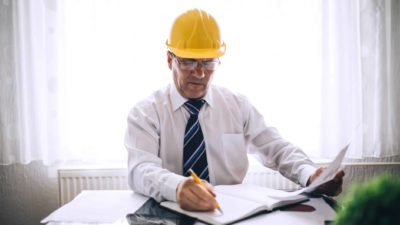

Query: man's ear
[[167, 51, 173, 70]]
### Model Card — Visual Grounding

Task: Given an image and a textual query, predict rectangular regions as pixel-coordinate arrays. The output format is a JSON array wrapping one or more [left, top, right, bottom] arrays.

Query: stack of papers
[[41, 190, 148, 224]]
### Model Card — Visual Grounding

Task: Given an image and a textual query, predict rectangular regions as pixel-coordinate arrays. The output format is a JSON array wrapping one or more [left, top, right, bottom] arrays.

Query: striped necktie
[[183, 99, 209, 181]]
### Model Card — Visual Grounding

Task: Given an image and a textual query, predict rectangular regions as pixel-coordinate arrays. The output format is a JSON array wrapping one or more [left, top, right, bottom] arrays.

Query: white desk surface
[[42, 190, 336, 225]]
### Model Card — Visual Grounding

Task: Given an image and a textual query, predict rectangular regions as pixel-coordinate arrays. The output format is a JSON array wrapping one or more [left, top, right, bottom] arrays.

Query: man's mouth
[[188, 82, 203, 86]]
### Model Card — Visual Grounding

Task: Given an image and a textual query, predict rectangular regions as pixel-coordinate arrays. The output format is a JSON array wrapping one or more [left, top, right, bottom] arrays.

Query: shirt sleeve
[[241, 97, 317, 187], [124, 104, 186, 202]]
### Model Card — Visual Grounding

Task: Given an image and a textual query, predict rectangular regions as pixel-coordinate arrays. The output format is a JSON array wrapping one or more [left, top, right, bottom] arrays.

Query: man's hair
[[334, 174, 400, 225]]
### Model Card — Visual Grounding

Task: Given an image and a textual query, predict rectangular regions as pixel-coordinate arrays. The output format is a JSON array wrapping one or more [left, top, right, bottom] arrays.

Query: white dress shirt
[[124, 83, 317, 202]]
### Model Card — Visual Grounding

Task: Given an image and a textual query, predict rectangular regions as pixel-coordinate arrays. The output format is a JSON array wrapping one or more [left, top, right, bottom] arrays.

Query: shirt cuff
[[298, 165, 318, 187], [162, 173, 187, 202]]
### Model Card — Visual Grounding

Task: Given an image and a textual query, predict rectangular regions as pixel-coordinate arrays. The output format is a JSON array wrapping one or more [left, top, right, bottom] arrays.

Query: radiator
[[58, 167, 298, 206], [58, 168, 129, 206], [243, 167, 300, 190]]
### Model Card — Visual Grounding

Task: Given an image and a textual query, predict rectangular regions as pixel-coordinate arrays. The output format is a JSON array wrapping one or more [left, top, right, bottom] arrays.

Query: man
[[125, 8, 344, 212]]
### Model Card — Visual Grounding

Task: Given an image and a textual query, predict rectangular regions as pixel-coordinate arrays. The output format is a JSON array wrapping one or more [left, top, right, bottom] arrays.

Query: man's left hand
[[307, 167, 345, 196]]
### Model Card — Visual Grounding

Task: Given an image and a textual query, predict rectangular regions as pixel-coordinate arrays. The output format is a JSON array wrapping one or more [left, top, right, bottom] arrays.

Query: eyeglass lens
[[174, 57, 220, 71]]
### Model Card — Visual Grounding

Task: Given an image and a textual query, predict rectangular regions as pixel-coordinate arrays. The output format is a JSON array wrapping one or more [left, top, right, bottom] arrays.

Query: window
[[61, 0, 322, 162]]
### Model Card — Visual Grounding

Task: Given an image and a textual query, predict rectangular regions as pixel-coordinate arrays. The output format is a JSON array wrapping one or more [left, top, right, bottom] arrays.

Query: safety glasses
[[172, 54, 220, 71]]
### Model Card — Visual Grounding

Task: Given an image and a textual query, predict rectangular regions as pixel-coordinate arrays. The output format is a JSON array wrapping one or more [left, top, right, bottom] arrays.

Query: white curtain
[[321, 0, 400, 158], [0, 0, 67, 165]]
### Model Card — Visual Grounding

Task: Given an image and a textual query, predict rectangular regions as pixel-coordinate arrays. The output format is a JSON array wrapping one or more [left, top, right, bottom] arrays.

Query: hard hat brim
[[166, 42, 226, 59]]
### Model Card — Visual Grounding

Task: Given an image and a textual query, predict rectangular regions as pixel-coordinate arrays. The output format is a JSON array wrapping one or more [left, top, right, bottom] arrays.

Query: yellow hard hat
[[166, 9, 226, 59]]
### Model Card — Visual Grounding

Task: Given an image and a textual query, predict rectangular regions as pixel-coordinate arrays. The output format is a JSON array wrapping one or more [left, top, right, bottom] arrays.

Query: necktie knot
[[184, 99, 205, 116]]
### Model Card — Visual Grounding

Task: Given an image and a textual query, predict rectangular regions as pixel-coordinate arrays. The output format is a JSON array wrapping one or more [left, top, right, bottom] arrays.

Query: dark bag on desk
[[126, 198, 196, 225]]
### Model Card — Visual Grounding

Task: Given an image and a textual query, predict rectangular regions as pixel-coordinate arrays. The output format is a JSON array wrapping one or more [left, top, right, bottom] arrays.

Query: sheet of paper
[[41, 190, 149, 223], [215, 184, 306, 206], [161, 193, 264, 225], [268, 144, 349, 199], [306, 144, 348, 190]]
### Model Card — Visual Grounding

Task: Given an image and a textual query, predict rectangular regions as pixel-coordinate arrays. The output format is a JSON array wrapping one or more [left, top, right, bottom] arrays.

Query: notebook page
[[161, 192, 265, 225], [215, 184, 306, 209]]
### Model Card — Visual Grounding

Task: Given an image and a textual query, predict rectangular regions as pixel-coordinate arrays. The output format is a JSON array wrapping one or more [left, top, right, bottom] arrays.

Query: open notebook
[[161, 184, 308, 225], [161, 144, 348, 225]]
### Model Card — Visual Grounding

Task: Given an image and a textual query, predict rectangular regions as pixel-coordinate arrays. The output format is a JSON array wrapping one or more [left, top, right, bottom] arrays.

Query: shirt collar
[[170, 84, 214, 111]]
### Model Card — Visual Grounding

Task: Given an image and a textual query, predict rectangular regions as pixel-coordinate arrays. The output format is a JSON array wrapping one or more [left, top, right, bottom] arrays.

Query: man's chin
[[180, 85, 208, 99], [185, 90, 206, 99], [189, 94, 205, 99]]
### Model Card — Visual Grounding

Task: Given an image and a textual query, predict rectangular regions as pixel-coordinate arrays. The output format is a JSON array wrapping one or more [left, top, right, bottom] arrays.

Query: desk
[[42, 190, 336, 225]]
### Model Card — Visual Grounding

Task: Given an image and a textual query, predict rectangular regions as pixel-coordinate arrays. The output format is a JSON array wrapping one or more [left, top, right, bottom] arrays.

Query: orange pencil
[[189, 169, 223, 214]]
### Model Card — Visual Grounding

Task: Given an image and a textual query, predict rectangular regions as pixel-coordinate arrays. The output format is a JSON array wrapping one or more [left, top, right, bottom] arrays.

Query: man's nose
[[193, 66, 206, 78]]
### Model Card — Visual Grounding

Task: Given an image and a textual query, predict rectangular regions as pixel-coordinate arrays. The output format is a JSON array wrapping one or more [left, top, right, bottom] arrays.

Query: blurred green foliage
[[334, 174, 400, 225]]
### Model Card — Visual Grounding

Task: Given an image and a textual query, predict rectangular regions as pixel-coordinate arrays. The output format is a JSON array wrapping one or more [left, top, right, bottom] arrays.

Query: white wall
[[0, 161, 58, 225]]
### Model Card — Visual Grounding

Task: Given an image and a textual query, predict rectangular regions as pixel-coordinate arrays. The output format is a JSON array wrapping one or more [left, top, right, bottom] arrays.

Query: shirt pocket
[[222, 133, 248, 177]]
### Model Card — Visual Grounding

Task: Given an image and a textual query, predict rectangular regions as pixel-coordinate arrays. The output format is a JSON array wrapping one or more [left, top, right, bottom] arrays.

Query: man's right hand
[[176, 177, 217, 211]]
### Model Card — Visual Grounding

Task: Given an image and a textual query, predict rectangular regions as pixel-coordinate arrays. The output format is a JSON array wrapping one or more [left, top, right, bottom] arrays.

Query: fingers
[[203, 180, 216, 197], [177, 178, 217, 211], [317, 182, 342, 196], [315, 169, 345, 196], [334, 169, 345, 180], [307, 167, 326, 186], [315, 167, 326, 176], [317, 181, 341, 196]]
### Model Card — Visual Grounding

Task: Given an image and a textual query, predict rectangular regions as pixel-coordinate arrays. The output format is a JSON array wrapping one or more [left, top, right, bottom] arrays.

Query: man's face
[[167, 52, 219, 99]]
